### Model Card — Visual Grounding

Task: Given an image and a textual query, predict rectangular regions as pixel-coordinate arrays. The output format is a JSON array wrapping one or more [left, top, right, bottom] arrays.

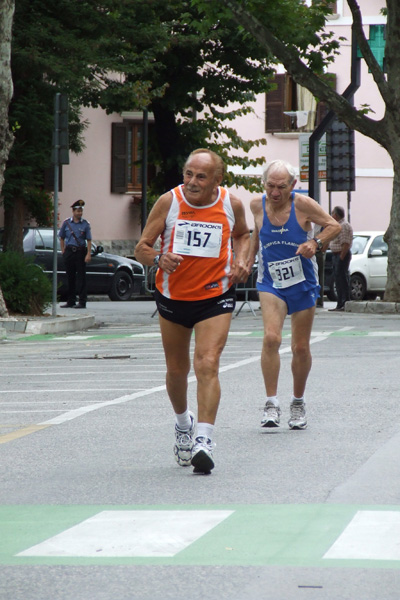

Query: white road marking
[[17, 510, 234, 558], [324, 511, 400, 560], [369, 331, 400, 336], [38, 330, 338, 426], [0, 389, 151, 394]]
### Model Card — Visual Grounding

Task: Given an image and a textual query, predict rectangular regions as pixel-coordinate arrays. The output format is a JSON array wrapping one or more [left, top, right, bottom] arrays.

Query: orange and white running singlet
[[155, 184, 235, 301]]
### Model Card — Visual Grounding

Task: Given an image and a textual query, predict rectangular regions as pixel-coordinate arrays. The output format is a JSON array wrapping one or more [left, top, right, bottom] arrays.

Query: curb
[[0, 315, 95, 337], [345, 301, 400, 314]]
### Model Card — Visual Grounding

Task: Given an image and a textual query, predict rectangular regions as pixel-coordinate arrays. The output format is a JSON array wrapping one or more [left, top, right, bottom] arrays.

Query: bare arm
[[229, 195, 250, 284], [295, 195, 341, 259], [247, 196, 263, 270], [134, 192, 183, 274]]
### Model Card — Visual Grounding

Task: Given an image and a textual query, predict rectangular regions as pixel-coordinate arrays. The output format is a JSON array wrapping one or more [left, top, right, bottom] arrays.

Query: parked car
[[324, 231, 387, 301], [0, 227, 145, 301]]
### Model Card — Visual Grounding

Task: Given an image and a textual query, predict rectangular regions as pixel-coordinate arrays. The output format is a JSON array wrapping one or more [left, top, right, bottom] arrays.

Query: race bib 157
[[173, 220, 222, 257]]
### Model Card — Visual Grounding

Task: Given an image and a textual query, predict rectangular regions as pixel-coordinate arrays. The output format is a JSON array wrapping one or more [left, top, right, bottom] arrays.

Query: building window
[[265, 73, 336, 133], [126, 123, 143, 192], [309, 0, 338, 12], [111, 121, 155, 194]]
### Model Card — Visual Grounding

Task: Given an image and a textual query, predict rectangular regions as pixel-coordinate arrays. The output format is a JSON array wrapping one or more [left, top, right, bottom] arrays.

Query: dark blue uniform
[[59, 217, 92, 306]]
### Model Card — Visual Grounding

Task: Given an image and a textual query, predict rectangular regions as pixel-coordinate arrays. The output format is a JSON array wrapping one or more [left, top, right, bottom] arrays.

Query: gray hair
[[262, 160, 296, 184], [332, 206, 345, 219]]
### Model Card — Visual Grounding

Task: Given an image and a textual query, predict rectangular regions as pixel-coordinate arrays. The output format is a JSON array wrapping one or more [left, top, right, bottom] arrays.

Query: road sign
[[299, 133, 326, 182]]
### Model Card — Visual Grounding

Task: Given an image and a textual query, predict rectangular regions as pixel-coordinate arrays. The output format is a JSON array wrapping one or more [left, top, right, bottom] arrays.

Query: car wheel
[[350, 273, 367, 301], [108, 270, 134, 301]]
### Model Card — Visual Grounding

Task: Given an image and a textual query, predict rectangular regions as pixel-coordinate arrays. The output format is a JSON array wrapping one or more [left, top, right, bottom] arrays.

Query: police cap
[[71, 199, 85, 209]]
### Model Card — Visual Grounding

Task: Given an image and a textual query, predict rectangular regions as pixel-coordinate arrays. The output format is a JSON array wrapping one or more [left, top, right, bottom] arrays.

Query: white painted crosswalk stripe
[[324, 511, 400, 560], [17, 510, 234, 558]]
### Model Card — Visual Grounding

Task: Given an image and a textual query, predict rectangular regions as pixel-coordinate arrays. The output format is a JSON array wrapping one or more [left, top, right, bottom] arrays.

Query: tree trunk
[[3, 195, 25, 252], [152, 102, 185, 192], [0, 0, 14, 194], [384, 158, 400, 301], [0, 287, 8, 318], [0, 0, 15, 315]]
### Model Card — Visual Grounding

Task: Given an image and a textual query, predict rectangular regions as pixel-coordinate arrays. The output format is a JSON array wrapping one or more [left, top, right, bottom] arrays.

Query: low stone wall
[[345, 301, 400, 314]]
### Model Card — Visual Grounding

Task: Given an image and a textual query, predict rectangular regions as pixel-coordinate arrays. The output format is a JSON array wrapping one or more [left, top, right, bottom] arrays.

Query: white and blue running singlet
[[257, 192, 320, 297]]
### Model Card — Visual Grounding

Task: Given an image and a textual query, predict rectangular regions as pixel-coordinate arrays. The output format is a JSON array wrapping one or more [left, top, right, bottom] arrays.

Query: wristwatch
[[313, 238, 323, 251], [153, 254, 162, 267]]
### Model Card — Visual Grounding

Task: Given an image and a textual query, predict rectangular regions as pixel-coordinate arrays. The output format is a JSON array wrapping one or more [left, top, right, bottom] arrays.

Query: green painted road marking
[[17, 329, 399, 342], [1, 504, 400, 567]]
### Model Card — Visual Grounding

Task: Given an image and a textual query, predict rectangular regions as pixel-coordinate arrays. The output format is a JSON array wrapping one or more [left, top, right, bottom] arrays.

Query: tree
[[0, 0, 15, 317], [2, 0, 163, 252], [113, 0, 274, 196], [195, 0, 400, 302], [4, 0, 276, 253]]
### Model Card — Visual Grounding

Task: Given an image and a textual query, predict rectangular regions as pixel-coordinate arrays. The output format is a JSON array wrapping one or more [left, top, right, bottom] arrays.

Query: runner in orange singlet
[[135, 149, 249, 474]]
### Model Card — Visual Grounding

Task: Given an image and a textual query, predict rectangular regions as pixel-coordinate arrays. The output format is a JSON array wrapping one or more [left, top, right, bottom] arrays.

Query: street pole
[[141, 109, 148, 232], [51, 93, 69, 317], [52, 94, 61, 317]]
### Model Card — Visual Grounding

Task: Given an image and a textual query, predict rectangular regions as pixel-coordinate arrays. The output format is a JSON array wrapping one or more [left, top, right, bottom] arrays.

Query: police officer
[[59, 199, 92, 308]]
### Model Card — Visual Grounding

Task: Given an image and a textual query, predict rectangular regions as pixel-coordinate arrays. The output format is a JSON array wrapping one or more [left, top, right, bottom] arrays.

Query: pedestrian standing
[[59, 199, 92, 309], [328, 206, 353, 311]]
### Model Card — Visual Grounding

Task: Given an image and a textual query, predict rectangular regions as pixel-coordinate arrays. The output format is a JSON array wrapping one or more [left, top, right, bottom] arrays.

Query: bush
[[0, 251, 52, 315]]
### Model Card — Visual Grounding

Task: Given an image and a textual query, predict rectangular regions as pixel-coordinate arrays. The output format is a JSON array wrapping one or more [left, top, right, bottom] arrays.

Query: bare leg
[[193, 312, 233, 424], [259, 292, 288, 397], [290, 305, 315, 398], [158, 315, 193, 414]]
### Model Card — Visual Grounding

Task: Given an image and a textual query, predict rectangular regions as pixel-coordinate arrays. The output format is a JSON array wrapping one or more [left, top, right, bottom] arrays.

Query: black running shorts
[[154, 287, 236, 329]]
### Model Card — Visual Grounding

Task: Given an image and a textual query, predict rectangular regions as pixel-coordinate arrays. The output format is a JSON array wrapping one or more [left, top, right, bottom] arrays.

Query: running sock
[[197, 422, 214, 441], [291, 395, 304, 403], [266, 395, 279, 407], [175, 409, 192, 431]]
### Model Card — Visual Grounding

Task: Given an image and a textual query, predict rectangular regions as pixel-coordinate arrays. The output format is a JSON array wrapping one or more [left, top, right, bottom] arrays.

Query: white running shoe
[[173, 412, 195, 466], [261, 401, 281, 428], [288, 400, 307, 429], [191, 436, 214, 474]]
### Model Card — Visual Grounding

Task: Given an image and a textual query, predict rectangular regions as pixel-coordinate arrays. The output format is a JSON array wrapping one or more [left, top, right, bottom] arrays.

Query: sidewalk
[[0, 297, 156, 340], [0, 312, 95, 338]]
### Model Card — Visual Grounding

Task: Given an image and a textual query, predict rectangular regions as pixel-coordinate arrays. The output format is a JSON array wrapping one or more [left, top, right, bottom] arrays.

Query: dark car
[[0, 227, 145, 301]]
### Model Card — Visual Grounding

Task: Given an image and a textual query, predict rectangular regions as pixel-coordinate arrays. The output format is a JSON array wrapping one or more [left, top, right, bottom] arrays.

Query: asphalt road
[[1, 299, 400, 599]]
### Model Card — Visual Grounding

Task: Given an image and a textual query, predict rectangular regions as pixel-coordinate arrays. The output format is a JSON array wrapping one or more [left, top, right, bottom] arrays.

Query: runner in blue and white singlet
[[247, 159, 341, 432], [257, 191, 320, 312]]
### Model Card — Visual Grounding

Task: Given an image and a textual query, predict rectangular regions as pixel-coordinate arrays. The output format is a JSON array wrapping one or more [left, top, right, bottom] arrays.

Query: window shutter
[[111, 123, 128, 193], [265, 74, 286, 133]]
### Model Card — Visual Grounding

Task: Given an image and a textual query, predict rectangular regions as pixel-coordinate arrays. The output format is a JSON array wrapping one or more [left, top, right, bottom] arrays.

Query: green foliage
[[125, 0, 276, 193], [193, 0, 341, 72], [4, 0, 165, 217], [0, 252, 52, 315], [25, 189, 54, 227], [6, 0, 275, 226]]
